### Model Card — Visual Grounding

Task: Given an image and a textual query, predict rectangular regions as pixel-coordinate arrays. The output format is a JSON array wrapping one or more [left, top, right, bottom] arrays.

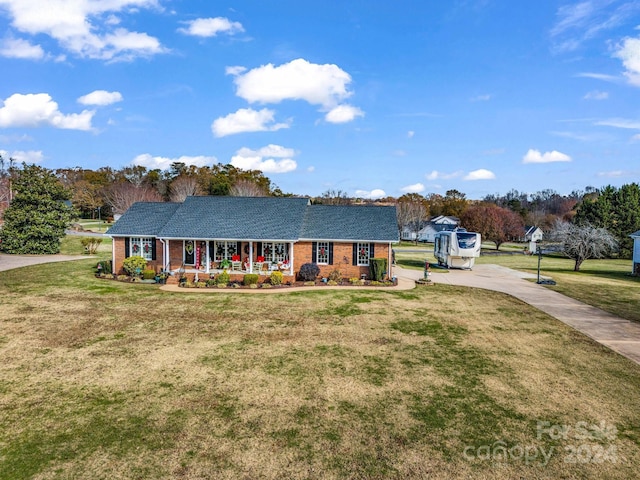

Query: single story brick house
[[106, 196, 399, 280]]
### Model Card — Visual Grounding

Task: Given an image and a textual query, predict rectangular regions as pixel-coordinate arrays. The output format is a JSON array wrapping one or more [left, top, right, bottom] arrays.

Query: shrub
[[244, 274, 259, 286], [270, 270, 283, 285], [327, 280, 338, 286], [328, 269, 343, 283], [349, 277, 364, 286], [142, 269, 156, 280], [261, 283, 272, 289], [206, 279, 216, 287], [95, 260, 112, 274], [216, 270, 230, 285], [369, 258, 388, 282], [298, 263, 320, 281], [81, 237, 103, 254], [303, 281, 315, 286], [122, 256, 147, 276]]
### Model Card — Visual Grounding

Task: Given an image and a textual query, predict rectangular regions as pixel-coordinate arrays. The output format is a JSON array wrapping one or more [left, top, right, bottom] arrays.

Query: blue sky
[[0, 1, 639, 199]]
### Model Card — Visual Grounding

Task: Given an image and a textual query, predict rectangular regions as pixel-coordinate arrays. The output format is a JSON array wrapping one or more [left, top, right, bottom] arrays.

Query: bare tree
[[169, 175, 203, 202], [103, 181, 162, 215], [550, 220, 617, 271], [317, 188, 351, 205], [230, 178, 268, 197], [396, 193, 429, 243]]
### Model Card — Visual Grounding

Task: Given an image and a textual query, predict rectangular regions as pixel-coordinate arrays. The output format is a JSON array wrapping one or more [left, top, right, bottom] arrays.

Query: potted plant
[[220, 258, 231, 270]]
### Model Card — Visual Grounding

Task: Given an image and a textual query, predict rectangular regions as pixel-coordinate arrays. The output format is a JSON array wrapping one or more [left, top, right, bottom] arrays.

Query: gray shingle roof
[[107, 197, 399, 242], [158, 196, 310, 240], [106, 202, 180, 236], [300, 205, 399, 241]]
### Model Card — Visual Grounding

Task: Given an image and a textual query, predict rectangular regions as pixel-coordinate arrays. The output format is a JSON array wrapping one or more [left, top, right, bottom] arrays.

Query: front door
[[184, 240, 195, 265]]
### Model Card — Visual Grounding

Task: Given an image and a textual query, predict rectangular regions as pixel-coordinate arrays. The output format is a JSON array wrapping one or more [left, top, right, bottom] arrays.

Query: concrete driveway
[[393, 264, 640, 366], [0, 253, 92, 272]]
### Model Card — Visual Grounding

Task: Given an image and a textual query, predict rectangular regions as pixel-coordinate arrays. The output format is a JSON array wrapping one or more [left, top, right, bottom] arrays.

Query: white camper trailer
[[433, 229, 481, 269]]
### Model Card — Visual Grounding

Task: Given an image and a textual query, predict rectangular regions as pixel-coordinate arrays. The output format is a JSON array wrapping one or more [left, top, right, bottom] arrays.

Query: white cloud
[[211, 107, 290, 137], [614, 36, 640, 86], [178, 17, 244, 37], [470, 94, 492, 102], [324, 104, 364, 123], [583, 90, 608, 100], [425, 170, 463, 180], [407, 130, 415, 138], [575, 72, 620, 82], [355, 189, 386, 199], [0, 93, 94, 130], [0, 149, 43, 163], [0, 0, 166, 61], [231, 58, 353, 107], [595, 118, 640, 129], [400, 183, 425, 193], [550, 1, 640, 53], [77, 90, 123, 106], [225, 65, 246, 76], [463, 169, 495, 181], [522, 149, 572, 164], [0, 37, 44, 59], [230, 145, 297, 173], [597, 170, 640, 178], [132, 153, 216, 171]]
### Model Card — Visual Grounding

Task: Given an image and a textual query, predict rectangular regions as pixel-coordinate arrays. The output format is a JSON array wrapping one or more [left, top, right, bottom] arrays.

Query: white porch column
[[289, 241, 294, 276], [205, 240, 210, 274], [249, 242, 254, 273]]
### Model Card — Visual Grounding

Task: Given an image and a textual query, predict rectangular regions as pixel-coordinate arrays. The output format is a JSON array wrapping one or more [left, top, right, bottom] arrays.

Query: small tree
[[0, 164, 75, 254], [81, 237, 103, 254], [460, 203, 524, 250], [122, 256, 148, 276], [551, 221, 617, 271]]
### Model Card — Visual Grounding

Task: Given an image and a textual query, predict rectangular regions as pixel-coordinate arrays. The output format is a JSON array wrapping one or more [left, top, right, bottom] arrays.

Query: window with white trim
[[316, 241, 330, 264], [213, 241, 238, 261], [131, 237, 153, 261], [263, 242, 288, 263], [357, 242, 370, 266]]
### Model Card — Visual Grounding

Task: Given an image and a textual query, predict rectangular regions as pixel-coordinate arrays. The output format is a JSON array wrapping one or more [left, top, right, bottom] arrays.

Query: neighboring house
[[106, 196, 399, 280], [421, 215, 460, 242], [522, 225, 544, 254], [522, 225, 543, 243], [630, 230, 640, 276]]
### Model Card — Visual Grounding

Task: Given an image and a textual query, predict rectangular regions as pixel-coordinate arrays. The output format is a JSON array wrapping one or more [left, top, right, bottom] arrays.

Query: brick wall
[[293, 241, 391, 280], [112, 237, 165, 274]]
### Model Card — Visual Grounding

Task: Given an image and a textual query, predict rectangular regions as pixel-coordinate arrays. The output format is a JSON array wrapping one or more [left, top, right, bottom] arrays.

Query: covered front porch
[[159, 238, 296, 277]]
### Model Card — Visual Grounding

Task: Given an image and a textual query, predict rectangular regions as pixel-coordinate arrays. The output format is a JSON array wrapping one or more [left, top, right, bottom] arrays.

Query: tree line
[[0, 156, 638, 262]]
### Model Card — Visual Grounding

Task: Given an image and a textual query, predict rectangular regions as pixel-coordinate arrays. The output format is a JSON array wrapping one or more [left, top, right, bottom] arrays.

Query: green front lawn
[[0, 258, 639, 478]]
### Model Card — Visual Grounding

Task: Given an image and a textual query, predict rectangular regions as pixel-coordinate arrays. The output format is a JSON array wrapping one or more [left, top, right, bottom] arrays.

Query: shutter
[[256, 242, 262, 258], [124, 237, 130, 258], [328, 242, 334, 265], [352, 243, 357, 265], [312, 242, 317, 263], [370, 243, 375, 260], [151, 238, 157, 261]]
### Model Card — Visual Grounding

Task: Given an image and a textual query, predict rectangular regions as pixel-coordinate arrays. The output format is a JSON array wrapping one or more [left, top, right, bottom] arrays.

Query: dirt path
[[393, 264, 640, 366]]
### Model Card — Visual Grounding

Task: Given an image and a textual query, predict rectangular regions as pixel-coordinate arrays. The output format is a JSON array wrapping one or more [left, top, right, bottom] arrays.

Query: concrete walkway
[[0, 253, 92, 272], [393, 264, 640, 366]]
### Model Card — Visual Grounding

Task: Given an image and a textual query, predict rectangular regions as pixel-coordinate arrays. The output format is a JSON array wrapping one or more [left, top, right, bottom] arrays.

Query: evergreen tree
[[0, 164, 75, 254]]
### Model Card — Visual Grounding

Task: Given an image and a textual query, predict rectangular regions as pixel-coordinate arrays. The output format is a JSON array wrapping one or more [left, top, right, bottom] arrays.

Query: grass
[[1, 256, 639, 478], [395, 244, 640, 324], [59, 234, 112, 256]]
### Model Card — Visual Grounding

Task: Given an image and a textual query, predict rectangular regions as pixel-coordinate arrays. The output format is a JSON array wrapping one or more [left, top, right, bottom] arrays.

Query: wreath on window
[[360, 248, 366, 256], [227, 244, 237, 255], [185, 242, 194, 255], [319, 246, 326, 256], [216, 244, 225, 256], [143, 243, 150, 253], [132, 243, 139, 253], [275, 244, 285, 256], [264, 245, 272, 256]]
